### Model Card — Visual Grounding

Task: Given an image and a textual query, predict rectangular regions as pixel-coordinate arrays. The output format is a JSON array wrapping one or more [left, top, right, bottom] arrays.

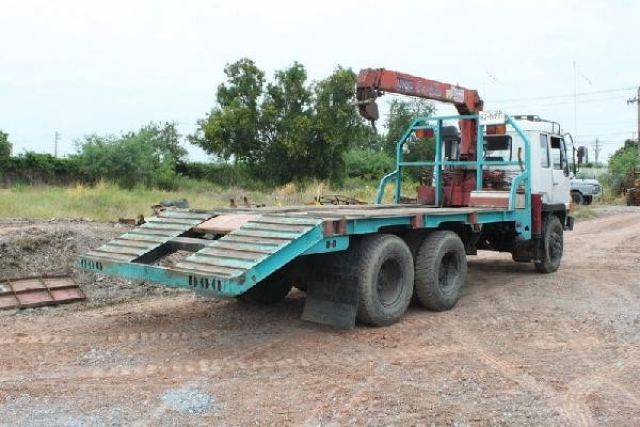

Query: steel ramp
[[76, 212, 326, 297], [82, 210, 214, 263], [175, 215, 323, 282]]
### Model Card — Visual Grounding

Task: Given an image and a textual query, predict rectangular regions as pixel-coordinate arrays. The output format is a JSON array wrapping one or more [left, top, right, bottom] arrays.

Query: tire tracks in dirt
[[561, 344, 640, 425], [0, 343, 463, 384], [450, 325, 597, 427]]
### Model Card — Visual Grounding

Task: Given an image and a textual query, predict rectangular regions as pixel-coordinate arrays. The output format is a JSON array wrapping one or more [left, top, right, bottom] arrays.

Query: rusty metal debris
[[0, 275, 85, 310], [229, 197, 265, 208], [151, 198, 190, 215], [314, 194, 367, 206], [118, 214, 145, 226]]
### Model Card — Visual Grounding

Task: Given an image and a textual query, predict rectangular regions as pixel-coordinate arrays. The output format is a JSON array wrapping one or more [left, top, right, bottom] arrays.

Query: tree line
[[0, 58, 437, 189]]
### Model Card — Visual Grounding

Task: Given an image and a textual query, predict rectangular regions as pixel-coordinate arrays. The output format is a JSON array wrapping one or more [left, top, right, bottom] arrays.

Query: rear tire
[[355, 234, 414, 327], [534, 215, 563, 273], [414, 231, 467, 311], [238, 269, 293, 305]]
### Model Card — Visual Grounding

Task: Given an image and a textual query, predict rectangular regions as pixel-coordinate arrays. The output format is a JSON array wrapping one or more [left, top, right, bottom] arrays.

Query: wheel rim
[[438, 252, 460, 292], [376, 258, 403, 307]]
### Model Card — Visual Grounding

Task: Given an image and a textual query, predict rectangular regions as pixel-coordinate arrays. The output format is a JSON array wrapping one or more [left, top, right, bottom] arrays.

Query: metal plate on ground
[[0, 276, 85, 310]]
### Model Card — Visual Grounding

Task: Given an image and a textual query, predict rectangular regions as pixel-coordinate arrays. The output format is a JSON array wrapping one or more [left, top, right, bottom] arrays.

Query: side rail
[[374, 113, 532, 212]]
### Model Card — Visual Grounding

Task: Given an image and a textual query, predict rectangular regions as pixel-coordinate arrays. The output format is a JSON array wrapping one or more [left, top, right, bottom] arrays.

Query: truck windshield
[[483, 135, 512, 161]]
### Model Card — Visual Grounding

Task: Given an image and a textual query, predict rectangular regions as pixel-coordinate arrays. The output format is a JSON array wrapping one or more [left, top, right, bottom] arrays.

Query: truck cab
[[570, 178, 601, 205], [484, 115, 571, 209]]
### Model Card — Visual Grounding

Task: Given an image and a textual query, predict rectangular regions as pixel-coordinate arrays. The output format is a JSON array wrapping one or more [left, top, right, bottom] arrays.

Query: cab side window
[[550, 136, 565, 171], [540, 134, 550, 168]]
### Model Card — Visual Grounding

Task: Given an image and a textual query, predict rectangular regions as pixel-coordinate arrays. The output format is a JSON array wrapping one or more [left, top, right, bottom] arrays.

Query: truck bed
[[76, 204, 512, 298]]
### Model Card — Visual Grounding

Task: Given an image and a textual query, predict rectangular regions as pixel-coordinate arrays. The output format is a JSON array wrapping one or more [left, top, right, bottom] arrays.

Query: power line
[[574, 130, 636, 138], [490, 94, 630, 110], [492, 86, 637, 103]]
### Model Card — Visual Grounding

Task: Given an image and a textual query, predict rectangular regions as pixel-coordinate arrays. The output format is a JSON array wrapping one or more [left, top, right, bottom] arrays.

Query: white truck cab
[[483, 115, 572, 208]]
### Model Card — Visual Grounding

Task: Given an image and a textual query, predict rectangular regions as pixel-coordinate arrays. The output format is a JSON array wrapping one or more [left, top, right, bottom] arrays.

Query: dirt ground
[[0, 207, 639, 426]]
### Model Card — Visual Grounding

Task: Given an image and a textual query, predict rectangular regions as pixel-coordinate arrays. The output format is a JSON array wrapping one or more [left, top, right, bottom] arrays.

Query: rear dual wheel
[[239, 231, 468, 326], [353, 231, 468, 326], [354, 235, 414, 326], [413, 231, 467, 311]]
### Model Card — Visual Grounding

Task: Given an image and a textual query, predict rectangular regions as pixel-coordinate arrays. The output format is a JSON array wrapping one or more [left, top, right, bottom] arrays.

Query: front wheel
[[571, 191, 584, 205], [535, 215, 563, 273]]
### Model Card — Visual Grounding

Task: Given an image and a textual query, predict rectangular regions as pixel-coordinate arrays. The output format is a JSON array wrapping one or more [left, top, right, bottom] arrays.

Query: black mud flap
[[301, 278, 358, 329]]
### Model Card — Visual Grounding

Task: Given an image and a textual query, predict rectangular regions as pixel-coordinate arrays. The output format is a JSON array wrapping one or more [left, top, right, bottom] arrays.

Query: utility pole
[[628, 86, 640, 143], [573, 61, 577, 138], [54, 131, 60, 157], [594, 138, 601, 167], [637, 86, 640, 143]]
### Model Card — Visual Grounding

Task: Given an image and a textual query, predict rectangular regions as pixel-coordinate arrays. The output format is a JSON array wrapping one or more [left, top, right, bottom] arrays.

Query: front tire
[[355, 235, 414, 327], [534, 215, 563, 273], [414, 231, 467, 311], [571, 191, 584, 205]]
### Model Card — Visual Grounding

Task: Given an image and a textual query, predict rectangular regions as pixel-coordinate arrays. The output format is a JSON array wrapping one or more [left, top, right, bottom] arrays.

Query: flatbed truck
[[76, 69, 574, 328]]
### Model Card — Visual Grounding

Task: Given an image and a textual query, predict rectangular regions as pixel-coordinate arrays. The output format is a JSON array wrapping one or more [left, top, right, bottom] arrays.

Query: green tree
[[312, 66, 370, 181], [140, 122, 187, 164], [384, 99, 435, 156], [0, 130, 12, 159], [76, 122, 184, 189], [344, 149, 394, 180], [607, 140, 640, 192], [191, 58, 265, 164], [260, 61, 314, 181], [191, 60, 369, 184]]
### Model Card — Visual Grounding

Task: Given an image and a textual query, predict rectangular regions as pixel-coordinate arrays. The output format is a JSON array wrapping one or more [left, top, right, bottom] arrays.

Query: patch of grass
[[571, 205, 598, 221], [0, 179, 382, 221]]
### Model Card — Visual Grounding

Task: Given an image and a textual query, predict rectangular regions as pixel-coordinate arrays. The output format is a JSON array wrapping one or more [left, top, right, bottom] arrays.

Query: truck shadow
[[467, 258, 540, 275], [102, 259, 541, 339]]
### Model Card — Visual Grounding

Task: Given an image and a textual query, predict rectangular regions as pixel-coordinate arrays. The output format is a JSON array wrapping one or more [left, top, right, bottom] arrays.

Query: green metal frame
[[374, 114, 532, 212]]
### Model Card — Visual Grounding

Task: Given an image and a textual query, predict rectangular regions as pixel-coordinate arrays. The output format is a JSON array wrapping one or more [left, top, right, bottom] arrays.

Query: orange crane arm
[[356, 68, 484, 159]]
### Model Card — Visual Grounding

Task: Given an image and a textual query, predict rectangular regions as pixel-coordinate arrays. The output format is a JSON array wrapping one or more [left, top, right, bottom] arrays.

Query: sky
[[1, 0, 639, 162]]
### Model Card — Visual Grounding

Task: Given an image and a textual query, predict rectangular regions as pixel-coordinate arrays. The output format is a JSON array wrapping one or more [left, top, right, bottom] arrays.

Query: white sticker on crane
[[451, 87, 465, 103], [446, 87, 465, 103], [479, 111, 506, 125]]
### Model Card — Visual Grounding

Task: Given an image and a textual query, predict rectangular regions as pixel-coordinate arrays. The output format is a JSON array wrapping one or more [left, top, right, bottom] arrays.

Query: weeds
[[571, 205, 598, 221], [0, 179, 383, 221]]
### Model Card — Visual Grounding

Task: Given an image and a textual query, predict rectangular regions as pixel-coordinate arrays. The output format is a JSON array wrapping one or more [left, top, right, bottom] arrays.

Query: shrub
[[344, 149, 394, 180]]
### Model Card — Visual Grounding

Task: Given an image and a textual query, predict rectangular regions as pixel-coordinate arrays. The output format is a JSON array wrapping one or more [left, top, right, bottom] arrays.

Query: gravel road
[[0, 207, 638, 426]]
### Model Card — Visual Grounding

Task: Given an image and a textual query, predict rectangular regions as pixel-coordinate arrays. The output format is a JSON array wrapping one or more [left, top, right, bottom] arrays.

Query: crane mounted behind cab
[[75, 68, 574, 330], [356, 68, 484, 206]]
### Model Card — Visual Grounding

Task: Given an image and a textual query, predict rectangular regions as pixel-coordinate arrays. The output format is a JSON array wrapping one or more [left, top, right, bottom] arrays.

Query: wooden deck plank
[[208, 205, 502, 220]]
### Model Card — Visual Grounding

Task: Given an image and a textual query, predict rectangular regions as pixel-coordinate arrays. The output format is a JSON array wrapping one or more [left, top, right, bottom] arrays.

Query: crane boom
[[356, 68, 484, 159]]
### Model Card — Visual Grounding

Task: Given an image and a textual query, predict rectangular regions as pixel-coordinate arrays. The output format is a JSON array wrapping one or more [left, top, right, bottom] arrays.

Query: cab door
[[538, 133, 554, 203], [550, 136, 570, 204]]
